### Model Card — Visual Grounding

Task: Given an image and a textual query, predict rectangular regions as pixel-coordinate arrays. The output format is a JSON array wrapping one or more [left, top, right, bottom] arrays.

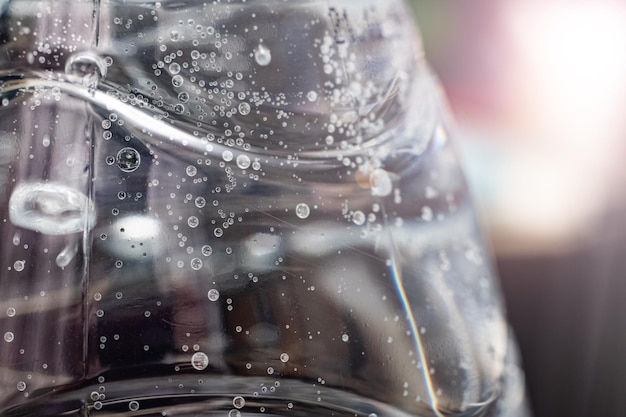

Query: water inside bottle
[[0, 1, 527, 416]]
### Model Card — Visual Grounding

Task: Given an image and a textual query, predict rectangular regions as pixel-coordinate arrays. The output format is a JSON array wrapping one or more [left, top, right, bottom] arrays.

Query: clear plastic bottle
[[0, 1, 528, 416]]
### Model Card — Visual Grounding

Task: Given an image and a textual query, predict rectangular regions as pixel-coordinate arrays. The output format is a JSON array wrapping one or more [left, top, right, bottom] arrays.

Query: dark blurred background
[[408, 1, 626, 417]]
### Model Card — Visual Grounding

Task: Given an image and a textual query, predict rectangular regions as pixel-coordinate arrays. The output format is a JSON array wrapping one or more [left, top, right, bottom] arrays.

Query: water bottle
[[0, 0, 529, 416]]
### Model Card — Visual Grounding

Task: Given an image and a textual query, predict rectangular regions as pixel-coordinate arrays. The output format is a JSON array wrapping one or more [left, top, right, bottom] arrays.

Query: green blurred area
[[406, 1, 456, 65]]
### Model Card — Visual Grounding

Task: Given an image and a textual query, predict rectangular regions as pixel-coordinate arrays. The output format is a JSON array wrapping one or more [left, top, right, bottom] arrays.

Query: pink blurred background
[[409, 1, 626, 416]]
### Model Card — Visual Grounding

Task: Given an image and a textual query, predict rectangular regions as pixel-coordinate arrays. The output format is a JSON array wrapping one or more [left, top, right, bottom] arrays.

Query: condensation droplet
[[233, 396, 245, 409], [236, 154, 251, 169], [254, 44, 272, 66], [4, 332, 14, 343], [191, 351, 209, 370], [117, 147, 141, 173], [207, 289, 220, 301], [295, 203, 310, 219], [238, 102, 251, 115], [280, 352, 290, 363]]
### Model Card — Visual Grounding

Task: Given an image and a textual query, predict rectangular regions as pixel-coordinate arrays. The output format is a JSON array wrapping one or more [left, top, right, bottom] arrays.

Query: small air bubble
[[238, 102, 251, 115], [295, 203, 310, 219], [201, 245, 213, 256], [190, 258, 203, 270], [191, 351, 209, 370], [13, 260, 24, 272], [186, 165, 197, 176], [306, 91, 318, 102], [128, 400, 139, 411], [195, 197, 206, 208], [4, 332, 14, 343], [222, 150, 233, 162], [254, 44, 272, 66], [233, 396, 245, 409], [280, 352, 290, 363], [236, 154, 251, 169], [172, 74, 184, 87], [188, 216, 199, 228], [341, 333, 349, 342], [352, 210, 366, 225], [116, 147, 141, 173], [16, 381, 26, 392], [207, 289, 220, 301], [228, 410, 241, 417]]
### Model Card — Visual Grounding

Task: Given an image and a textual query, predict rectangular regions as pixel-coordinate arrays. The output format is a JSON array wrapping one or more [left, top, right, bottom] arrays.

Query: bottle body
[[0, 1, 527, 416]]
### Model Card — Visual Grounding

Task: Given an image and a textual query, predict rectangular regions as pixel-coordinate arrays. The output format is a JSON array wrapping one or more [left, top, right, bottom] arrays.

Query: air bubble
[[201, 245, 213, 256], [195, 197, 206, 208], [280, 352, 290, 363], [222, 150, 233, 162], [306, 91, 318, 102], [186, 165, 197, 176], [238, 102, 251, 115], [6, 307, 16, 317], [236, 154, 251, 169], [117, 147, 141, 173], [233, 396, 245, 409], [229, 410, 241, 417], [352, 211, 366, 226], [188, 216, 199, 228], [341, 333, 349, 342], [172, 74, 184, 87], [128, 400, 139, 411], [16, 381, 26, 392], [190, 258, 203, 270], [191, 351, 209, 370], [254, 44, 272, 66], [13, 260, 24, 272], [178, 92, 189, 103], [9, 182, 96, 235], [207, 289, 220, 301], [295, 203, 310, 219], [370, 169, 393, 197], [169, 62, 181, 74], [214, 228, 223, 238], [4, 332, 14, 343]]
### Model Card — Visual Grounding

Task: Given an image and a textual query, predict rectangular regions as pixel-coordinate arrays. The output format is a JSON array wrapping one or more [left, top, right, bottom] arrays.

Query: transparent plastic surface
[[0, 1, 528, 416]]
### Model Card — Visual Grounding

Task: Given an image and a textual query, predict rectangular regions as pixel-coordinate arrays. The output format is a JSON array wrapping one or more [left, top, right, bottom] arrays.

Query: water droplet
[[254, 44, 272, 66], [280, 352, 290, 363], [4, 332, 14, 342], [191, 351, 209, 370], [233, 396, 245, 409], [295, 203, 310, 219], [238, 102, 251, 115], [186, 165, 197, 177], [370, 169, 393, 197], [207, 289, 220, 301], [128, 400, 139, 411], [341, 333, 349, 342], [201, 245, 213, 256], [116, 147, 141, 173], [9, 182, 96, 235], [306, 91, 318, 102], [352, 210, 366, 226], [190, 258, 203, 270], [13, 260, 24, 272], [236, 154, 251, 169]]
